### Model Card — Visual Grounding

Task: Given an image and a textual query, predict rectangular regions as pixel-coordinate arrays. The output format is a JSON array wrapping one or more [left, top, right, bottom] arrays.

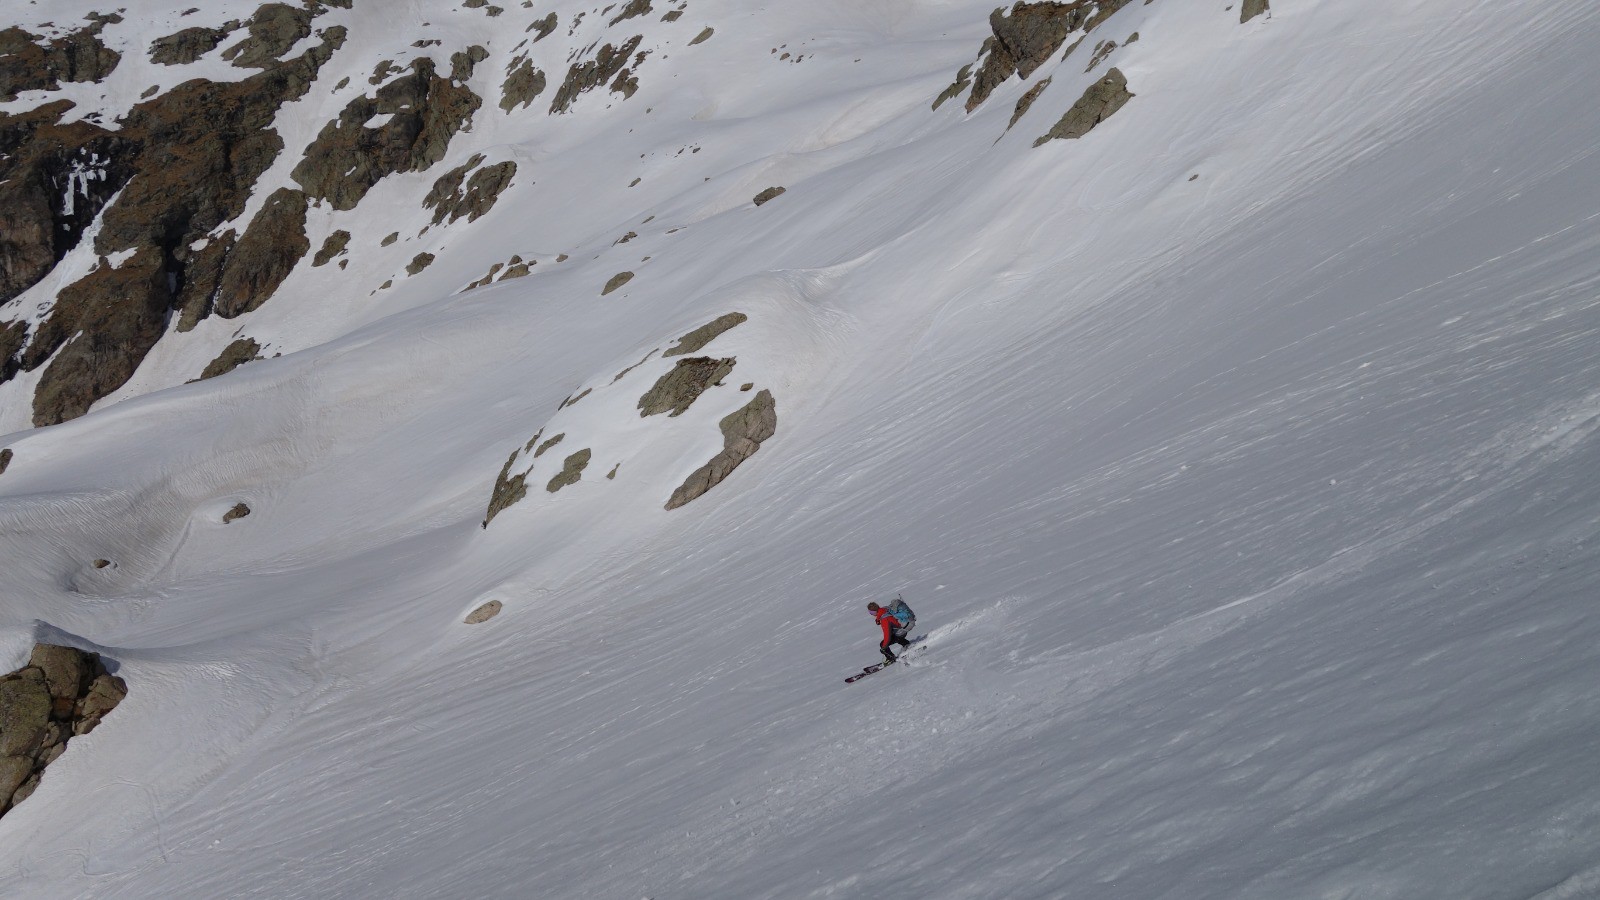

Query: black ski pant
[[881, 630, 911, 661]]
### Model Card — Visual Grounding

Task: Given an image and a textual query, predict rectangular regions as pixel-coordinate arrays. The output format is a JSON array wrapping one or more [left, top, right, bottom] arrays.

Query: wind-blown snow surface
[[4, 0, 1600, 897]]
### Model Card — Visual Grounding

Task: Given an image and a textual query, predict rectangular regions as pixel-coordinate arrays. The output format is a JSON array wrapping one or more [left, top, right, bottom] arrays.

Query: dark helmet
[[866, 602, 880, 612]]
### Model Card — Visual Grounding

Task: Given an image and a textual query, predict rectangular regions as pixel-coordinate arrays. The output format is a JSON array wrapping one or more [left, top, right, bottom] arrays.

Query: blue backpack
[[888, 597, 916, 633]]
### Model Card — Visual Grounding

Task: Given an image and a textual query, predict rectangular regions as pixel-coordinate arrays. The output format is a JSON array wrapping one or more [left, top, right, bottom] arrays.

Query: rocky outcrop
[[313, 229, 351, 266], [0, 448, 11, 475], [752, 186, 786, 206], [638, 356, 735, 417], [527, 13, 558, 41], [1241, 0, 1270, 23], [689, 27, 714, 46], [293, 56, 483, 209], [0, 15, 123, 102], [406, 253, 435, 275], [1033, 67, 1133, 145], [666, 389, 776, 509], [1008, 77, 1051, 131], [464, 600, 502, 624], [500, 58, 547, 112], [603, 271, 635, 295], [483, 449, 527, 527], [150, 24, 235, 66], [933, 63, 974, 111], [197, 337, 264, 381], [223, 501, 252, 523], [608, 0, 653, 27], [222, 3, 314, 69], [0, 643, 127, 817], [5, 25, 347, 425], [960, 0, 1133, 112], [546, 448, 591, 492], [550, 35, 645, 114], [665, 312, 746, 357], [423, 155, 517, 224], [213, 188, 310, 319]]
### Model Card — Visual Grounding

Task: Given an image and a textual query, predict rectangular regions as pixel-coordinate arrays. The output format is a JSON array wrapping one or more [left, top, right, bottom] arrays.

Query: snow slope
[[4, 0, 1600, 897]]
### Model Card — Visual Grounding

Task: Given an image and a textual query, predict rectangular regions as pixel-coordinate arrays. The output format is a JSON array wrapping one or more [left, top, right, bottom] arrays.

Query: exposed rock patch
[[197, 337, 264, 381], [609, 0, 653, 26], [406, 252, 436, 275], [933, 63, 973, 111], [689, 27, 714, 46], [603, 271, 635, 295], [464, 600, 502, 624], [533, 432, 564, 457], [293, 56, 484, 210], [4, 25, 347, 424], [313, 229, 351, 266], [752, 186, 786, 206], [213, 187, 310, 319], [527, 13, 558, 40], [960, 0, 1133, 112], [150, 23, 235, 66], [500, 57, 547, 111], [0, 448, 11, 475], [0, 644, 127, 818], [549, 35, 645, 114], [0, 16, 123, 102], [1241, 0, 1269, 23], [638, 356, 735, 417], [222, 501, 251, 523], [665, 389, 776, 510], [546, 448, 591, 492], [483, 449, 527, 527], [1008, 77, 1051, 131], [1033, 67, 1133, 145], [665, 312, 746, 357], [423, 155, 518, 224], [221, 3, 313, 69]]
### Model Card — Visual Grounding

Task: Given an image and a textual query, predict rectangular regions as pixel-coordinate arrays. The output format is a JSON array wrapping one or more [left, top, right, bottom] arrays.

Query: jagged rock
[[222, 3, 314, 69], [501, 58, 547, 112], [313, 229, 351, 266], [223, 501, 251, 523], [609, 0, 653, 26], [73, 672, 127, 736], [689, 27, 714, 46], [214, 188, 310, 319], [533, 432, 564, 457], [464, 600, 502, 624], [665, 312, 746, 357], [0, 670, 52, 757], [174, 232, 237, 332], [6, 26, 347, 424], [0, 17, 123, 102], [294, 56, 484, 210], [1033, 67, 1133, 145], [527, 13, 558, 41], [28, 645, 90, 719], [1008, 77, 1052, 130], [550, 35, 644, 114], [483, 449, 527, 527], [198, 338, 264, 381], [1241, 0, 1269, 23], [1084, 38, 1116, 72], [752, 186, 785, 206], [546, 448, 591, 492], [603, 271, 635, 295], [638, 356, 735, 417], [967, 2, 1091, 112], [450, 46, 489, 82], [424, 156, 517, 224], [933, 63, 974, 111], [0, 448, 11, 475], [406, 252, 436, 275], [662, 10, 684, 23], [666, 389, 777, 509], [150, 25, 232, 65]]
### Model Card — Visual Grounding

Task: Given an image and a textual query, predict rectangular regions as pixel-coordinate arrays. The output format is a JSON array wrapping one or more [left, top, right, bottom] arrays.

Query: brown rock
[[666, 389, 777, 509], [73, 673, 127, 736], [603, 271, 635, 295], [1241, 0, 1270, 23], [550, 35, 644, 114], [312, 230, 351, 266], [483, 449, 527, 527], [213, 188, 310, 319], [0, 670, 52, 757], [0, 448, 11, 475], [27, 645, 90, 714], [752, 186, 786, 206], [197, 338, 264, 382], [149, 25, 232, 65], [0, 756, 32, 807], [223, 501, 252, 523], [464, 600, 502, 624], [221, 3, 314, 69], [664, 312, 746, 357], [500, 58, 547, 112], [546, 448, 591, 492], [1033, 67, 1133, 145], [638, 357, 735, 417]]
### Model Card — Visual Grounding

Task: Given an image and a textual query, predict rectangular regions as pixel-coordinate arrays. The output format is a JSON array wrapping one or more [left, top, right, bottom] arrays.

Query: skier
[[868, 600, 913, 663]]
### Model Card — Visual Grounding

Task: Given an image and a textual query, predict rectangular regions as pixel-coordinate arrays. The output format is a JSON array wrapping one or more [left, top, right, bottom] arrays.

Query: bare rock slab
[[666, 389, 776, 509]]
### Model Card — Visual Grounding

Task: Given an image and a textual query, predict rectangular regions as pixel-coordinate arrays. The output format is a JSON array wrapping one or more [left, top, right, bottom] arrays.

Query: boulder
[[666, 390, 777, 509], [0, 670, 51, 757], [638, 357, 735, 417], [664, 312, 746, 357], [28, 645, 90, 717], [1033, 67, 1133, 145]]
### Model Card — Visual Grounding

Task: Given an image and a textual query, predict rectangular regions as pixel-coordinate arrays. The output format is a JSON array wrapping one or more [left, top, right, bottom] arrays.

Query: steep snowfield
[[4, 0, 1600, 897]]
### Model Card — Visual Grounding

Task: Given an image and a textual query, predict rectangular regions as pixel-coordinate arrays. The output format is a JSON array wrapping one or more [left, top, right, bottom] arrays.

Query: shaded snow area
[[4, 0, 1600, 897]]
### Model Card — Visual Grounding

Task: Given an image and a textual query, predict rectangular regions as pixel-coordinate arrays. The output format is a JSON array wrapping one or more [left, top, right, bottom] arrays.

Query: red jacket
[[873, 608, 903, 647]]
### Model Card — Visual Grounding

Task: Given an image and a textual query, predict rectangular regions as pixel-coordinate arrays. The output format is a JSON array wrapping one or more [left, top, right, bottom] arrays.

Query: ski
[[845, 659, 895, 683]]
